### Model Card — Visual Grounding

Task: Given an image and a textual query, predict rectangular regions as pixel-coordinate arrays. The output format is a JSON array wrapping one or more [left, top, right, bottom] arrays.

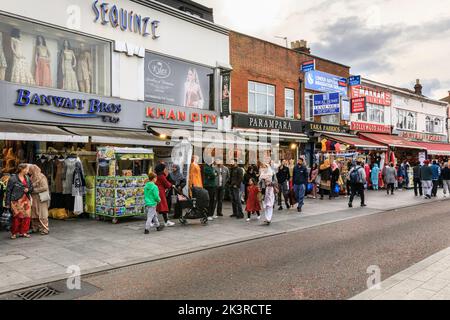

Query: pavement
[[0, 188, 444, 295]]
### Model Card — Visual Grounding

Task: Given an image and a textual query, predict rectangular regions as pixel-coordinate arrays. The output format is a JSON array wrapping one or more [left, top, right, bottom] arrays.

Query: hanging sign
[[221, 72, 231, 117], [349, 76, 361, 86], [301, 60, 315, 73], [313, 92, 340, 116], [351, 97, 366, 113], [305, 70, 348, 96]]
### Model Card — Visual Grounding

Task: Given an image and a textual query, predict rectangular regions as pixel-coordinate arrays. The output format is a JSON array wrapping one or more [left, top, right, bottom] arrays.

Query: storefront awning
[[359, 133, 425, 150], [234, 129, 309, 143], [0, 122, 88, 143], [413, 142, 450, 156], [324, 134, 388, 150]]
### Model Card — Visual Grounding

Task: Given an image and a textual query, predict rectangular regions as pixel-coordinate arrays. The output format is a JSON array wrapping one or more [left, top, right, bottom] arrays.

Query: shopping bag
[[0, 209, 12, 231], [307, 183, 314, 192], [334, 184, 341, 195], [49, 208, 69, 220]]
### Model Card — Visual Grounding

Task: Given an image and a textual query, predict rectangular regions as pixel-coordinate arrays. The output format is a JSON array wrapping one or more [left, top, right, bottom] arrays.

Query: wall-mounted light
[[290, 143, 298, 150]]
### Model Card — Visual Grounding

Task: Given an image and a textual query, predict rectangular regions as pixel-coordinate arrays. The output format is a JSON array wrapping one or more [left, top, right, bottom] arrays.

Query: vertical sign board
[[351, 97, 367, 113], [221, 72, 231, 117], [301, 60, 316, 73], [349, 75, 361, 87], [313, 92, 341, 116]]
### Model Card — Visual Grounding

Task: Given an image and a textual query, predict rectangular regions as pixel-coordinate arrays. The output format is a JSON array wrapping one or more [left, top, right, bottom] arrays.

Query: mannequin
[[10, 29, 35, 85], [76, 43, 92, 93], [0, 32, 7, 81], [60, 40, 79, 91], [34, 35, 52, 87]]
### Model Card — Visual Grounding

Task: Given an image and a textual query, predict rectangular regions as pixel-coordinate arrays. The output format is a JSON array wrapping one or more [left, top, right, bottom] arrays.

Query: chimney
[[291, 39, 311, 54], [414, 79, 423, 95]]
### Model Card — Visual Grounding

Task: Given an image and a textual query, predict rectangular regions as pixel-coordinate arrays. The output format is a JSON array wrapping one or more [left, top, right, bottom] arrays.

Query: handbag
[[39, 190, 51, 202], [257, 191, 263, 202], [315, 175, 321, 185]]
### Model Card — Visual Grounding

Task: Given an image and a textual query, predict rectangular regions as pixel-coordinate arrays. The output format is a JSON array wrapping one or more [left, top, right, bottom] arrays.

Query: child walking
[[144, 173, 164, 234], [262, 178, 275, 225], [245, 179, 261, 222]]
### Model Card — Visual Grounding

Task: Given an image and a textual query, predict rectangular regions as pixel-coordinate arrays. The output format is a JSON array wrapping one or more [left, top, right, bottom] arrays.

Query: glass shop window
[[0, 14, 111, 96]]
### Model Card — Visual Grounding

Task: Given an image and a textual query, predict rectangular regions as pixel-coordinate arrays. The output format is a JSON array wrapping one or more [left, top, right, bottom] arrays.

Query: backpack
[[350, 167, 361, 184]]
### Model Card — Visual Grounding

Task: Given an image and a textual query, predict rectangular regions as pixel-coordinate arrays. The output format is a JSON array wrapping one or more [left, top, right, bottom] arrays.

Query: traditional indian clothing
[[29, 165, 50, 235]]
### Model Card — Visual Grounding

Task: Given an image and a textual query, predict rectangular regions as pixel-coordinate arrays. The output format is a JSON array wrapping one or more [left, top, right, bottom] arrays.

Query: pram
[[174, 186, 209, 225]]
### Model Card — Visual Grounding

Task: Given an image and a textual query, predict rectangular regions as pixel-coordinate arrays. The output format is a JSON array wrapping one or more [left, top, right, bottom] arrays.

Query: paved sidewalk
[[352, 247, 450, 300], [0, 189, 444, 294]]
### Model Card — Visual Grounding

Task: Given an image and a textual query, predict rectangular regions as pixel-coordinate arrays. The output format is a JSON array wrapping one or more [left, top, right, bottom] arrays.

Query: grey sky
[[197, 0, 450, 99]]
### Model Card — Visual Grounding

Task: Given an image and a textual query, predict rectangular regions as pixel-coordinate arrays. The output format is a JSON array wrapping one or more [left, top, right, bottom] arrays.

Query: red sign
[[351, 97, 366, 113], [351, 122, 392, 134], [145, 107, 217, 125], [398, 131, 447, 143], [351, 85, 392, 106]]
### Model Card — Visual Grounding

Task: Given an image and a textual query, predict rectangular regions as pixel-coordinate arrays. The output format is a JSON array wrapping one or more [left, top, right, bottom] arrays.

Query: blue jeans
[[294, 184, 306, 209]]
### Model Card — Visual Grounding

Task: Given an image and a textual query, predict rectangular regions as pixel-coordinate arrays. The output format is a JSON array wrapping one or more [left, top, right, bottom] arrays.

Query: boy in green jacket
[[144, 173, 164, 234]]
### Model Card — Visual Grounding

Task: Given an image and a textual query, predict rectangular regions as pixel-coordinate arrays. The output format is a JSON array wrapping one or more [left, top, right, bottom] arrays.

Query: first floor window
[[397, 109, 417, 131], [357, 104, 385, 123], [248, 81, 275, 116], [425, 116, 433, 133], [426, 116, 444, 133], [305, 93, 314, 121], [285, 88, 295, 119], [321, 114, 339, 125]]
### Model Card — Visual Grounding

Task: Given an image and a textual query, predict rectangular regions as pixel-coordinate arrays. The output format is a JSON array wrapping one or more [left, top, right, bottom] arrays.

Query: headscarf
[[155, 163, 167, 175], [320, 159, 331, 171], [373, 164, 379, 169], [331, 161, 338, 171], [28, 164, 46, 187], [170, 165, 184, 185]]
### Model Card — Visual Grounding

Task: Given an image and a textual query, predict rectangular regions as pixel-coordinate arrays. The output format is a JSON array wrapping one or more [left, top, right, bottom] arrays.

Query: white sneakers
[[165, 221, 175, 227], [207, 217, 214, 221]]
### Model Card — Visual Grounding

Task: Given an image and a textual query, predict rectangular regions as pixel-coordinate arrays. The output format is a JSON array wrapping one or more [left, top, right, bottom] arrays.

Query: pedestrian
[[262, 177, 275, 225], [243, 165, 258, 201], [28, 165, 50, 235], [345, 160, 352, 197], [5, 164, 33, 239], [441, 162, 450, 198], [330, 161, 340, 199], [258, 162, 274, 196], [293, 158, 308, 213], [371, 164, 380, 190], [213, 159, 229, 218], [144, 173, 164, 234], [229, 159, 244, 219], [188, 155, 203, 191], [245, 178, 261, 222], [308, 163, 319, 199], [420, 160, 433, 199], [431, 160, 441, 197], [276, 160, 291, 210], [404, 161, 411, 189], [397, 163, 405, 190], [167, 164, 186, 220], [203, 160, 217, 221], [364, 163, 371, 189], [319, 159, 332, 200], [412, 161, 423, 197], [348, 161, 367, 208], [155, 163, 175, 227], [383, 163, 397, 195]]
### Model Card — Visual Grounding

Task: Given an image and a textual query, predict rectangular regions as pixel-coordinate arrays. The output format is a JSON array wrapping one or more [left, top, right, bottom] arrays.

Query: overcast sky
[[196, 0, 450, 99]]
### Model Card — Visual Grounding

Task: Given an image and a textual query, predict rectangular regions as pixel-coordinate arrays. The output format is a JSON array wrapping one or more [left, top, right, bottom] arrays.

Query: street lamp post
[[275, 36, 288, 48]]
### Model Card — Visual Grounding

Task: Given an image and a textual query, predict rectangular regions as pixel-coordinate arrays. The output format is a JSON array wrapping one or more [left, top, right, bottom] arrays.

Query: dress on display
[[35, 45, 52, 87], [54, 159, 65, 194], [63, 157, 79, 195], [72, 161, 86, 215], [0, 33, 7, 69], [10, 37, 35, 85], [62, 49, 79, 91]]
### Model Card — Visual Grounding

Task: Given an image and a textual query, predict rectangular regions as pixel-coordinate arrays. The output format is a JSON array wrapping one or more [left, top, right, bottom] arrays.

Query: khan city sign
[[145, 105, 218, 128]]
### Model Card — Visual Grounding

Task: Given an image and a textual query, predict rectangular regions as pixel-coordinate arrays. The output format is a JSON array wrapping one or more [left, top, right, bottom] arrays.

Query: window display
[[0, 14, 111, 96]]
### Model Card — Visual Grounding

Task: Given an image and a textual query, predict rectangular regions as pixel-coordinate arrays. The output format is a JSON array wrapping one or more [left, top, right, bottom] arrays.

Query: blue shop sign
[[349, 75, 361, 86], [14, 89, 121, 123], [313, 92, 341, 116], [305, 70, 348, 96], [301, 60, 315, 73]]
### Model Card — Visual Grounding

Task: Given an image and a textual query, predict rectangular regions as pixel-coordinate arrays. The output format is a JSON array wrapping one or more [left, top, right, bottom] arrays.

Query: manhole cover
[[16, 286, 60, 300]]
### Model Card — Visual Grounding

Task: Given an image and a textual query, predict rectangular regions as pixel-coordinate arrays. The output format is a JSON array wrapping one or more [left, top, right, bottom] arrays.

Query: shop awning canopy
[[413, 142, 450, 156], [359, 133, 425, 150], [234, 129, 309, 143], [324, 134, 388, 150], [0, 122, 88, 143]]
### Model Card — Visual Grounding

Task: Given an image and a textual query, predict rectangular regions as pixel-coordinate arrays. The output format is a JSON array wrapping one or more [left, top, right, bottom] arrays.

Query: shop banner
[[232, 113, 303, 133], [349, 75, 361, 86], [301, 59, 315, 73], [351, 85, 392, 106], [144, 52, 214, 110], [397, 130, 447, 143], [221, 72, 231, 117], [351, 97, 366, 113], [304, 122, 349, 134], [305, 70, 348, 97], [313, 92, 340, 116], [350, 122, 392, 134]]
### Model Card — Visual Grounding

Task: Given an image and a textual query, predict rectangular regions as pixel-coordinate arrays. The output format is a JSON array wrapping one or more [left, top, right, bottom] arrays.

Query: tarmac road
[[79, 200, 450, 300]]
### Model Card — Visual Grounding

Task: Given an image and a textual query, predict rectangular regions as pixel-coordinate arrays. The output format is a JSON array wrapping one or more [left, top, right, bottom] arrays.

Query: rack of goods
[[95, 147, 154, 224]]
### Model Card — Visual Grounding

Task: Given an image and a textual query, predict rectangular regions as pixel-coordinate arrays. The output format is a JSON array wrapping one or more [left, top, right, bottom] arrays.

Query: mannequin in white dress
[[76, 43, 92, 93], [0, 32, 7, 81], [61, 40, 79, 91], [10, 29, 35, 85]]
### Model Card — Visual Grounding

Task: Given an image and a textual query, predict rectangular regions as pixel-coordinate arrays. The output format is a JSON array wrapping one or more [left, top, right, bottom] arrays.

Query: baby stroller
[[174, 186, 209, 225]]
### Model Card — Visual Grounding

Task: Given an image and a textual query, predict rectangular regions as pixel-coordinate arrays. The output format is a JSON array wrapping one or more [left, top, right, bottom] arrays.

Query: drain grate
[[16, 286, 60, 300]]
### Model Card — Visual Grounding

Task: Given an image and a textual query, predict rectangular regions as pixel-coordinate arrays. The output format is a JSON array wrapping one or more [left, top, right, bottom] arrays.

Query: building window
[[397, 109, 417, 131], [427, 116, 444, 133], [0, 14, 111, 96], [305, 93, 314, 121], [357, 104, 385, 123], [284, 88, 294, 119], [248, 81, 275, 116], [434, 118, 443, 133], [425, 116, 433, 133], [321, 114, 339, 125]]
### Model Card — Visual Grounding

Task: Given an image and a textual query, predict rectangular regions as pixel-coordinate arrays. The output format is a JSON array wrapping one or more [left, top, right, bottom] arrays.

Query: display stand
[[95, 147, 154, 224]]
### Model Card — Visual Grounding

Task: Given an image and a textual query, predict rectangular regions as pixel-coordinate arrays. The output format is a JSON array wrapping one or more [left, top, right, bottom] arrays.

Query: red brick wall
[[230, 31, 351, 121]]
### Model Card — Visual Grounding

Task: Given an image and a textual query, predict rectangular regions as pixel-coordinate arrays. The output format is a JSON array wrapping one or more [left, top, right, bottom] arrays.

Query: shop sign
[[232, 114, 303, 133], [398, 131, 447, 142], [14, 89, 121, 123], [351, 85, 392, 106], [145, 105, 218, 128], [221, 72, 231, 117], [305, 70, 348, 97], [304, 122, 349, 134], [351, 122, 392, 134], [301, 60, 315, 73], [351, 97, 366, 113], [349, 75, 361, 86], [92, 0, 160, 39], [313, 92, 340, 116]]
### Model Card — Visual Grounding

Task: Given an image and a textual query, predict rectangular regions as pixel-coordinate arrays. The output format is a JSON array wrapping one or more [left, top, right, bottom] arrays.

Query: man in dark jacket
[[431, 160, 441, 197], [276, 160, 291, 210], [293, 158, 308, 213], [203, 161, 218, 220], [214, 160, 229, 217], [412, 162, 422, 197], [442, 163, 450, 198], [420, 160, 433, 199], [229, 159, 244, 219]]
